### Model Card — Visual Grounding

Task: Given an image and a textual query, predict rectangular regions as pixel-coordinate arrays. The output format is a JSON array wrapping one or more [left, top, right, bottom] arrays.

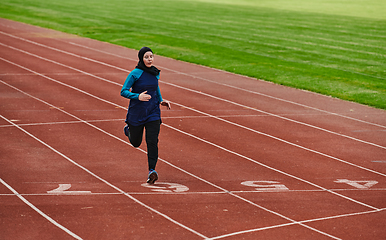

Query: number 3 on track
[[241, 181, 289, 191]]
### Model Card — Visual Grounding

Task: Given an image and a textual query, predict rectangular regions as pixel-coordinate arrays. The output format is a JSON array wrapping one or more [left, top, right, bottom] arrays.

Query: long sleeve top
[[121, 69, 163, 126]]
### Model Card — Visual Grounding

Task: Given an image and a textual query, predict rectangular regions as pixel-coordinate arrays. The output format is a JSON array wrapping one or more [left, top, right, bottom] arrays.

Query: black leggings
[[128, 120, 161, 171]]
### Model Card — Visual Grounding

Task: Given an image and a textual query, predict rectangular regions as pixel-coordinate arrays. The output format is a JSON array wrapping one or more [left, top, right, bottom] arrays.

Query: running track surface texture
[[0, 18, 385, 240]]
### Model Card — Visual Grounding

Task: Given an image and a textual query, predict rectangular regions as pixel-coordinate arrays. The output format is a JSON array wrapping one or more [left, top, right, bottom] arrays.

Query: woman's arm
[[160, 101, 171, 109], [120, 72, 140, 100], [156, 86, 171, 109]]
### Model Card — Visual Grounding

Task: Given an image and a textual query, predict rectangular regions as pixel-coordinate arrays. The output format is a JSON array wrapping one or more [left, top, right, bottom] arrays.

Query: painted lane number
[[241, 181, 289, 191], [141, 182, 189, 193], [47, 184, 91, 195], [334, 179, 378, 189]]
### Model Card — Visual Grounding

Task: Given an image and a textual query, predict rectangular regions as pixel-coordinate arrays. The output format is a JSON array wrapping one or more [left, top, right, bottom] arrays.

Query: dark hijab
[[135, 47, 160, 76]]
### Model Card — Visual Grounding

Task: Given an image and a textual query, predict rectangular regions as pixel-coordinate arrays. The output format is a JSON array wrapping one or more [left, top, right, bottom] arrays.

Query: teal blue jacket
[[121, 69, 163, 126], [121, 69, 163, 102]]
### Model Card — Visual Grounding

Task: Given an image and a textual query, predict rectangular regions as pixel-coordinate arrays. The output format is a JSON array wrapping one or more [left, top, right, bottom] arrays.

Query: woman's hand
[[160, 101, 171, 110], [138, 91, 151, 101]]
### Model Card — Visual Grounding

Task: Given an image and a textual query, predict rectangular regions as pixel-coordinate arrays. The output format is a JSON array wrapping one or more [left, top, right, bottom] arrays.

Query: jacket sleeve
[[120, 71, 140, 100], [155, 73, 163, 102], [157, 86, 163, 102]]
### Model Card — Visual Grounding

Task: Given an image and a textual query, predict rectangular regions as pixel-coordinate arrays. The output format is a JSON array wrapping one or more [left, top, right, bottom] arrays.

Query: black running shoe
[[124, 125, 129, 138], [147, 170, 158, 184]]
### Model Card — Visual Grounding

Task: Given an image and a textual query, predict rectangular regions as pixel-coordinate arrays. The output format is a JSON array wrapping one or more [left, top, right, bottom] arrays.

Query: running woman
[[121, 47, 171, 184]]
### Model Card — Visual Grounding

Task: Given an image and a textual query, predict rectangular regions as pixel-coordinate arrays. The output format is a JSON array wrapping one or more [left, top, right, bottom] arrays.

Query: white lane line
[[0, 31, 129, 72], [3, 112, 360, 129], [2, 188, 385, 197], [0, 56, 123, 108], [0, 119, 123, 128], [0, 178, 83, 240], [0, 113, 209, 239], [0, 42, 125, 89], [0, 72, 120, 76], [1, 43, 385, 177], [1, 113, 348, 129], [209, 222, 297, 240], [1, 81, 342, 240], [210, 208, 385, 240]]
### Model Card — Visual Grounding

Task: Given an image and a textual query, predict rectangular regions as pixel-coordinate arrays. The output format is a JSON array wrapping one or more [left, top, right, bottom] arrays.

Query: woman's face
[[143, 51, 154, 67]]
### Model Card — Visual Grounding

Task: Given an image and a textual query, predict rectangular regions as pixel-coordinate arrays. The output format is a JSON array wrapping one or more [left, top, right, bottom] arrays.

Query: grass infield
[[1, 0, 385, 109]]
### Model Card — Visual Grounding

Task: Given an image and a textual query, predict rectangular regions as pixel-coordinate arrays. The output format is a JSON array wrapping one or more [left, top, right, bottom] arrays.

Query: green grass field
[[1, 0, 385, 109]]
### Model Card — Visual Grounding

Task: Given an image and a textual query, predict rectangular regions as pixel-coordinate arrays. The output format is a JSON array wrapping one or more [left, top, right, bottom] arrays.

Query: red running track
[[0, 18, 385, 240]]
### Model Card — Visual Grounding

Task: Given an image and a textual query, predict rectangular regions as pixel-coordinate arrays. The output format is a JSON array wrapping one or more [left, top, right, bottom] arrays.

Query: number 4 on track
[[334, 179, 378, 189]]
